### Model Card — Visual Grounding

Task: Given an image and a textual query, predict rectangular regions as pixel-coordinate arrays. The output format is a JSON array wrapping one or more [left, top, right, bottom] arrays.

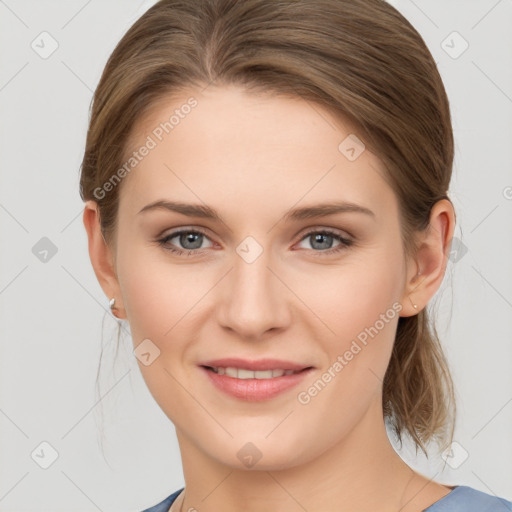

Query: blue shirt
[[141, 485, 512, 511]]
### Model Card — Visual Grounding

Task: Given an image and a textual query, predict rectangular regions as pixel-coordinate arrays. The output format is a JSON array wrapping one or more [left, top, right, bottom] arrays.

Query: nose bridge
[[217, 235, 290, 337]]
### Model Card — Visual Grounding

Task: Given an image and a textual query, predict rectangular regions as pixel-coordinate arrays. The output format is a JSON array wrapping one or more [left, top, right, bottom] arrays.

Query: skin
[[84, 84, 455, 512]]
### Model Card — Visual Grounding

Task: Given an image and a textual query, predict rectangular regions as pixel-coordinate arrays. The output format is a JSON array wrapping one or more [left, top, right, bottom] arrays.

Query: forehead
[[118, 84, 397, 222]]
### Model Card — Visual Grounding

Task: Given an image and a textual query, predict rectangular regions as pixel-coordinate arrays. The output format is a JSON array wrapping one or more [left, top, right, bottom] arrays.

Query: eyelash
[[156, 228, 354, 257]]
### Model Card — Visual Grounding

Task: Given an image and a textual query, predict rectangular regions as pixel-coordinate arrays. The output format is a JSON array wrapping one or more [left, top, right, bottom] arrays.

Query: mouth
[[198, 360, 315, 401], [201, 365, 311, 379]]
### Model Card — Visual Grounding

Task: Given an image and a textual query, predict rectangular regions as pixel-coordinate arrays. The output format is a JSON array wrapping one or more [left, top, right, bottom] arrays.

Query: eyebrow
[[137, 199, 375, 221]]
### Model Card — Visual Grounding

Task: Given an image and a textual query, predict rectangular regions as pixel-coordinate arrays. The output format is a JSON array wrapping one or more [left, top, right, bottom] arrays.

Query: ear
[[400, 198, 455, 317], [83, 200, 126, 319]]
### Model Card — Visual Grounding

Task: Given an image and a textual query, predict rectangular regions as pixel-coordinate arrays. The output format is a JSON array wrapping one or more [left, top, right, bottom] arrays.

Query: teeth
[[239, 368, 258, 379], [210, 367, 298, 379], [225, 367, 238, 378]]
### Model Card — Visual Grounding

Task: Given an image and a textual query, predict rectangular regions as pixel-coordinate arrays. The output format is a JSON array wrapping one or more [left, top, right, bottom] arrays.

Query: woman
[[80, 0, 512, 510]]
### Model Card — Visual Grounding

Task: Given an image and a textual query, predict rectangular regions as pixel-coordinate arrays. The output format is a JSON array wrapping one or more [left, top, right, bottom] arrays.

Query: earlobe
[[83, 200, 125, 318], [400, 199, 455, 317]]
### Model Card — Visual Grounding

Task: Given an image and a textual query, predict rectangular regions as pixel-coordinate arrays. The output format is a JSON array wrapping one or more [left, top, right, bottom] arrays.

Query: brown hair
[[80, 0, 456, 455]]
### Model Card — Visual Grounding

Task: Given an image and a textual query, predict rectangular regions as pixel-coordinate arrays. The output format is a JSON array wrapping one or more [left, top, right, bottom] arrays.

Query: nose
[[216, 242, 292, 340]]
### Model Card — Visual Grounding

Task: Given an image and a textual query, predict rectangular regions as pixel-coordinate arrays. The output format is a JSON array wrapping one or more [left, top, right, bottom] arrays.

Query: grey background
[[0, 0, 511, 510]]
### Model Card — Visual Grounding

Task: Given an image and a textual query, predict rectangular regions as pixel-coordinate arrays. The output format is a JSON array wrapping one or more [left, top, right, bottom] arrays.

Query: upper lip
[[199, 358, 313, 371]]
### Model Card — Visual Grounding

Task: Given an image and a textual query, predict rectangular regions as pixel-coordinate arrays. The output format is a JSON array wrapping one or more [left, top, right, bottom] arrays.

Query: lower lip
[[200, 366, 313, 401]]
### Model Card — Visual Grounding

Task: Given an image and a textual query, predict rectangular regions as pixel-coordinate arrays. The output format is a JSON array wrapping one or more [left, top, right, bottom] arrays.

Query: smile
[[200, 365, 314, 401], [206, 366, 302, 379]]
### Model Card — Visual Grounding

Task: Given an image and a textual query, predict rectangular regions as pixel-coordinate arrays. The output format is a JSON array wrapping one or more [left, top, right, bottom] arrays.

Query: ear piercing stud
[[109, 297, 120, 318]]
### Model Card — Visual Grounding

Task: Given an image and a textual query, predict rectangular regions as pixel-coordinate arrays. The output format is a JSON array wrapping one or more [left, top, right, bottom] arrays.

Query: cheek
[[292, 243, 405, 395], [116, 241, 210, 341], [114, 246, 207, 419], [292, 244, 404, 341]]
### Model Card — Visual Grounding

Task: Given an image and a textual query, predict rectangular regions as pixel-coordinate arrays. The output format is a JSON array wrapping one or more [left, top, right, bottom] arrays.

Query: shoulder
[[141, 486, 512, 512], [140, 488, 184, 512], [424, 485, 512, 511]]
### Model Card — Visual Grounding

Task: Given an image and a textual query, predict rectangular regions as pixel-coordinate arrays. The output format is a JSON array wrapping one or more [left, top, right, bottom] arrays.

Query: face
[[109, 84, 411, 470]]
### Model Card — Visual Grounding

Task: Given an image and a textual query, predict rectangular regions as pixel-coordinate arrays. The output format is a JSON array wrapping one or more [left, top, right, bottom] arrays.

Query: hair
[[80, 0, 456, 455]]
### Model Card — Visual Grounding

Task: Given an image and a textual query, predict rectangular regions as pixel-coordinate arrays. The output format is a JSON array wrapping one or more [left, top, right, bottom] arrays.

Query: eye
[[296, 229, 353, 255], [156, 227, 354, 257], [157, 229, 213, 256]]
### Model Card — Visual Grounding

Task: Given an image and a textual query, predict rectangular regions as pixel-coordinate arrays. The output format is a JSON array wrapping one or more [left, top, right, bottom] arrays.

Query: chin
[[207, 435, 313, 472]]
